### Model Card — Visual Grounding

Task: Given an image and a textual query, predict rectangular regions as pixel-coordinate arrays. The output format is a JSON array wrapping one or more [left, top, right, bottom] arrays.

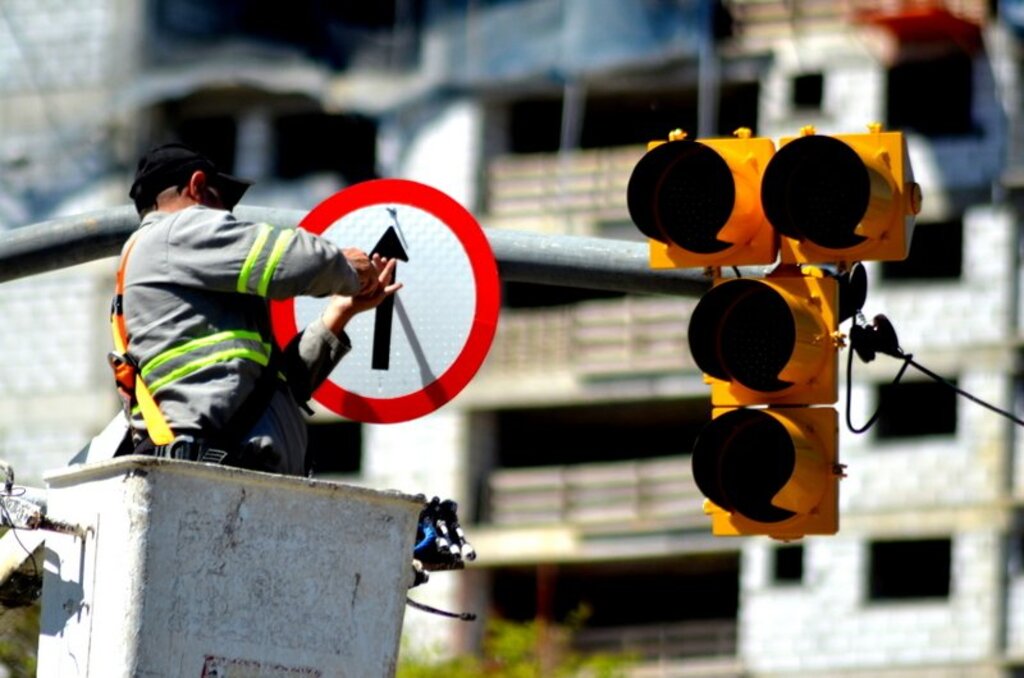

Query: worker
[[111, 143, 400, 475]]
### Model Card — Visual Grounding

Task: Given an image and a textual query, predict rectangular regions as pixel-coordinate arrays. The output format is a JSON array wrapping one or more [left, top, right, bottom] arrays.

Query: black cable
[[845, 344, 912, 434], [845, 317, 1024, 433], [905, 357, 1024, 428], [406, 596, 477, 621]]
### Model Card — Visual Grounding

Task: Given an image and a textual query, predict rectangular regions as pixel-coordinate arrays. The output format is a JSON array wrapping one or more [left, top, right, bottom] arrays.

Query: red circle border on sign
[[269, 179, 501, 424]]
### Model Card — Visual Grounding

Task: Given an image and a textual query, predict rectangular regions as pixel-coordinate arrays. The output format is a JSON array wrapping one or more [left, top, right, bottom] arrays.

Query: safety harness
[[109, 233, 176, 446], [109, 232, 284, 467]]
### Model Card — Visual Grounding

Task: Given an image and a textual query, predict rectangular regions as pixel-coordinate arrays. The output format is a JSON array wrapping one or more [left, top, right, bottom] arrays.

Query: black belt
[[135, 435, 232, 464], [133, 434, 280, 472]]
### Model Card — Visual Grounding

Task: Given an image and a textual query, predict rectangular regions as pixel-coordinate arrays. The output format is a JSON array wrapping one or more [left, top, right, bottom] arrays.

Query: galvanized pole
[[0, 205, 709, 296]]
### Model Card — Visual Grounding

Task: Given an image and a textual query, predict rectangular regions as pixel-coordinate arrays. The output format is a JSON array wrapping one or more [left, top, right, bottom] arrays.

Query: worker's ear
[[184, 170, 208, 202], [185, 170, 225, 209]]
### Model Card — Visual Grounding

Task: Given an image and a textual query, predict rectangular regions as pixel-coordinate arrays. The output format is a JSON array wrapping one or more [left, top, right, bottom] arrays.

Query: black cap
[[129, 143, 253, 214]]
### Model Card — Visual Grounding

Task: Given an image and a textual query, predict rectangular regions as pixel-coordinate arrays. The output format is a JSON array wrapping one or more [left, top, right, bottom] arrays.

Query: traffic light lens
[[656, 143, 735, 252], [762, 135, 870, 249], [627, 141, 734, 253], [689, 280, 795, 393], [719, 284, 794, 392], [692, 409, 797, 523]]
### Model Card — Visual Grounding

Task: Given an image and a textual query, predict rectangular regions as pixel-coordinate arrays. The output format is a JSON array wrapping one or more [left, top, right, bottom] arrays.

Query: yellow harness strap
[[112, 235, 175, 446]]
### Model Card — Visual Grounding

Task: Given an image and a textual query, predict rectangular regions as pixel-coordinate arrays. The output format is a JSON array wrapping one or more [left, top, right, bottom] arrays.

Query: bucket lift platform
[[36, 456, 423, 677]]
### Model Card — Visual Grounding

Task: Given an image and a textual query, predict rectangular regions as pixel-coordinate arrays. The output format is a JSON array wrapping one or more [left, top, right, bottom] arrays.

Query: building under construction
[[1, 1, 1023, 676]]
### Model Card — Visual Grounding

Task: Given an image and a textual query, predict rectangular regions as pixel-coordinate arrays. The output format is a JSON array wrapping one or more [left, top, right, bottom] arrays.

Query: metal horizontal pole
[[0, 205, 708, 296]]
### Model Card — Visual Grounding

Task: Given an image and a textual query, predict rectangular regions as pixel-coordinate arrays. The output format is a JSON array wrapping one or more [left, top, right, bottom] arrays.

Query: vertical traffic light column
[[687, 270, 842, 539]]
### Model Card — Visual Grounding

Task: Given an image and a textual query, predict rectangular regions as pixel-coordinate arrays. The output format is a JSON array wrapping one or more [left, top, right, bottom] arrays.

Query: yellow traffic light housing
[[623, 125, 915, 540], [692, 406, 840, 539], [688, 271, 839, 406], [687, 269, 842, 539], [627, 129, 777, 268], [761, 125, 922, 265]]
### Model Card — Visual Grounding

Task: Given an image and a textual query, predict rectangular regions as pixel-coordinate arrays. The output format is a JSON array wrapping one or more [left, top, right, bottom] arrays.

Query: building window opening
[[306, 421, 362, 476], [507, 99, 564, 154], [151, 1, 424, 70], [869, 538, 951, 600], [177, 116, 239, 174], [1015, 532, 1024, 575], [495, 399, 709, 467], [791, 73, 824, 111], [505, 83, 760, 154], [887, 53, 973, 137], [772, 544, 804, 584], [490, 556, 740, 661], [880, 218, 963, 281], [875, 379, 958, 439], [274, 113, 377, 183], [1011, 510, 1024, 575]]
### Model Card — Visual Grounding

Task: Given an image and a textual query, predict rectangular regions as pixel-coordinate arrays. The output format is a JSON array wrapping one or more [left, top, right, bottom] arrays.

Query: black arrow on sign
[[370, 220, 409, 371]]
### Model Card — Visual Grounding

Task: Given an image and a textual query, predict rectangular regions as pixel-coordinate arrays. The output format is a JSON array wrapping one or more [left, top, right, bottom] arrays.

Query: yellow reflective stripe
[[147, 347, 271, 394], [257, 229, 295, 297], [237, 223, 273, 293], [132, 360, 284, 415], [142, 329, 266, 378]]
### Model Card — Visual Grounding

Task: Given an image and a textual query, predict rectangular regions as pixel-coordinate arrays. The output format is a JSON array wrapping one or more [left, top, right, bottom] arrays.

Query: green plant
[[0, 601, 39, 678], [0, 526, 41, 678], [397, 608, 632, 678]]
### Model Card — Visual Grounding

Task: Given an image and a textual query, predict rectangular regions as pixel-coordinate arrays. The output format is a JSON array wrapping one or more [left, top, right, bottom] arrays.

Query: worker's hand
[[350, 255, 401, 310], [321, 256, 402, 336], [342, 247, 380, 296]]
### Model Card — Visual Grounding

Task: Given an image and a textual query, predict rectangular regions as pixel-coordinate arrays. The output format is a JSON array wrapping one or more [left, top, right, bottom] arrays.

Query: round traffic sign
[[270, 179, 501, 423]]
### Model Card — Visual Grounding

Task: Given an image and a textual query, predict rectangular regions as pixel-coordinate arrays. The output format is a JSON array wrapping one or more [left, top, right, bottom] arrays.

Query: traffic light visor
[[762, 129, 919, 264], [627, 140, 737, 254], [689, 279, 795, 392], [761, 135, 871, 250], [691, 407, 837, 529], [629, 135, 779, 267], [692, 408, 799, 522], [688, 276, 838, 404]]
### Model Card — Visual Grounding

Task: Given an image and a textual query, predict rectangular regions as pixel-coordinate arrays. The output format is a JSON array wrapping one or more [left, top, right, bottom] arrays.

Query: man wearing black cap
[[114, 143, 399, 474]]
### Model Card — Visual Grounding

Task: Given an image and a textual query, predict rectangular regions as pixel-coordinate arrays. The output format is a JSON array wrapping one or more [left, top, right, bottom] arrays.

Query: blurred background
[[1, 0, 1022, 676]]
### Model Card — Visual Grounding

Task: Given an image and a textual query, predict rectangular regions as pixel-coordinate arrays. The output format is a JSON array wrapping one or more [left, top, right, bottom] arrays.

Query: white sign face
[[295, 204, 476, 399], [271, 179, 501, 423]]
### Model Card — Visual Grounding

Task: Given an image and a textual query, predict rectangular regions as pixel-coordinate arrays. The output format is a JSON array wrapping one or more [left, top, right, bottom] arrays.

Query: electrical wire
[[905, 355, 1024, 428], [845, 318, 1024, 433], [845, 345, 911, 434], [406, 596, 477, 621]]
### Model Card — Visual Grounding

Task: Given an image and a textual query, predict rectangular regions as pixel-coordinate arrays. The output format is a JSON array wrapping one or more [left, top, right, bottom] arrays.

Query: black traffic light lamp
[[688, 271, 840, 407], [692, 407, 840, 539], [762, 125, 921, 265], [627, 129, 777, 268]]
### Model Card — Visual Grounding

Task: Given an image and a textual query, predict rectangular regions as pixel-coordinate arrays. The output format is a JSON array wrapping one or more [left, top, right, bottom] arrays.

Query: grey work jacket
[[121, 205, 362, 474]]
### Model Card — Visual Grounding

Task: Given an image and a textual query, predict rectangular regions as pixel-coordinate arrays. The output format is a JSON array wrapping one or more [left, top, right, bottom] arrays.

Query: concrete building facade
[[2, 1, 1023, 676]]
